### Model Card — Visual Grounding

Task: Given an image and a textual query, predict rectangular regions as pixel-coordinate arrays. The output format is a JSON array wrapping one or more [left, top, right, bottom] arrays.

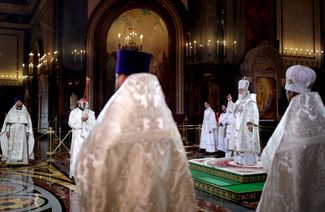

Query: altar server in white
[[68, 98, 95, 178], [218, 95, 234, 158], [200, 101, 217, 153]]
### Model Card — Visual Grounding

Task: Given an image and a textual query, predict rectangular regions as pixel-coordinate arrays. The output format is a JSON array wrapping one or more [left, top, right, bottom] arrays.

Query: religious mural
[[256, 77, 276, 119]]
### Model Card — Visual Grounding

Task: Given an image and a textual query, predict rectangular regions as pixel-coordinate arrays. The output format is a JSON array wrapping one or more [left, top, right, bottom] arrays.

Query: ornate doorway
[[105, 9, 169, 105], [86, 0, 187, 121]]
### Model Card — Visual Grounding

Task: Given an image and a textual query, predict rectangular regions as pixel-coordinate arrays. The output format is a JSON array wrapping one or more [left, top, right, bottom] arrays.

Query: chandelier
[[117, 10, 143, 51], [118, 28, 143, 51]]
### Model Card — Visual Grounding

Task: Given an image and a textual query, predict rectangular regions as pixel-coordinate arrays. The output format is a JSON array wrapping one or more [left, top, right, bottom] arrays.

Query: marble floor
[[0, 134, 255, 212]]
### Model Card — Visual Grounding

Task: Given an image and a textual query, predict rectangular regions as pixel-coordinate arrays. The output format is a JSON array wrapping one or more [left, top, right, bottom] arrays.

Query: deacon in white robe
[[229, 79, 260, 165], [200, 102, 217, 153], [218, 96, 234, 158], [0, 97, 34, 164], [224, 96, 234, 158], [68, 98, 95, 178], [257, 65, 325, 212], [75, 50, 197, 212], [217, 105, 227, 153]]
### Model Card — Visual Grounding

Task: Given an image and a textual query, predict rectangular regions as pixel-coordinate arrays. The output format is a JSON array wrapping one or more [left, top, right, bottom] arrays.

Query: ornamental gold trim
[[190, 163, 267, 183], [193, 180, 262, 202]]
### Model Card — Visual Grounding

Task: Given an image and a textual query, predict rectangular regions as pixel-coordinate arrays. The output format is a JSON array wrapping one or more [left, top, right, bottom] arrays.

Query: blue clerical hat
[[14, 95, 24, 102], [116, 50, 153, 76]]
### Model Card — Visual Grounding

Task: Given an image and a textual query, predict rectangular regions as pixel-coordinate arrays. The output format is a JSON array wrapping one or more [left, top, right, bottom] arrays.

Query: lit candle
[[284, 47, 287, 55], [199, 44, 203, 61], [74, 50, 77, 62], [223, 40, 226, 58], [194, 40, 197, 55], [233, 40, 237, 56], [217, 40, 220, 56], [80, 50, 83, 64], [208, 40, 211, 55], [54, 51, 58, 61], [140, 34, 143, 44], [189, 42, 192, 59], [186, 43, 188, 58], [118, 33, 121, 48], [320, 50, 324, 65], [29, 52, 33, 63]]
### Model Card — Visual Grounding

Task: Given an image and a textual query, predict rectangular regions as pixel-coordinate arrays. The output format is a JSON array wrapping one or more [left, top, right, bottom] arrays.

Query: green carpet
[[190, 162, 267, 183], [191, 169, 265, 202], [191, 169, 237, 186]]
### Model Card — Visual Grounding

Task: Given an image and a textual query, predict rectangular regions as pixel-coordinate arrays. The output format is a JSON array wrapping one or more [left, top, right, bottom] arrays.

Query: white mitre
[[285, 65, 316, 94], [238, 78, 249, 89]]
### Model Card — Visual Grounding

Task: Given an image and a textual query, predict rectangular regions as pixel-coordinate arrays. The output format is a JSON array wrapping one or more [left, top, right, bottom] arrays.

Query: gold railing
[[176, 123, 276, 148], [177, 124, 201, 145], [33, 127, 71, 162]]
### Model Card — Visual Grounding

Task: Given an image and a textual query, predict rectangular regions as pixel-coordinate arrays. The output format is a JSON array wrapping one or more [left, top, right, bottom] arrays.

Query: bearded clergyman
[[0, 96, 34, 164], [68, 97, 96, 179], [228, 79, 260, 165]]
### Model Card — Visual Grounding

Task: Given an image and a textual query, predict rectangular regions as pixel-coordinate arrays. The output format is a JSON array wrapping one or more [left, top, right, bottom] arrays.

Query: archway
[[105, 9, 169, 103], [86, 0, 187, 121]]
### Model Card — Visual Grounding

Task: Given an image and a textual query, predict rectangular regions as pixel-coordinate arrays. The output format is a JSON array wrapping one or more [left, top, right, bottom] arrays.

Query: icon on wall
[[256, 77, 276, 119]]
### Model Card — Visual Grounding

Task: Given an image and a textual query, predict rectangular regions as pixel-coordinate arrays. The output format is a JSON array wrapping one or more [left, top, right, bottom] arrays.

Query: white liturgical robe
[[68, 107, 95, 178], [75, 73, 197, 212], [229, 93, 260, 165], [0, 105, 34, 164], [200, 107, 217, 153], [217, 110, 233, 157], [257, 92, 325, 212]]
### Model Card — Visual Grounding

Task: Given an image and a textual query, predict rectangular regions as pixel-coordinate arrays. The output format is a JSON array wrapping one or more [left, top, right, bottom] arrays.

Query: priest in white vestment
[[75, 49, 197, 212], [257, 65, 325, 212], [224, 95, 234, 158], [68, 98, 95, 178], [229, 79, 260, 165], [200, 102, 217, 153], [218, 94, 234, 158], [217, 104, 227, 155], [0, 96, 34, 164]]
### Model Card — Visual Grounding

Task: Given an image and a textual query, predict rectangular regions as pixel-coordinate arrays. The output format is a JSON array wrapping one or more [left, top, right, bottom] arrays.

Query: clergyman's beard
[[238, 93, 245, 100]]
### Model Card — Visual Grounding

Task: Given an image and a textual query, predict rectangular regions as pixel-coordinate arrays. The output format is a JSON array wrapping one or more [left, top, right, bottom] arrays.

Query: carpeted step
[[191, 169, 265, 202], [189, 157, 267, 183]]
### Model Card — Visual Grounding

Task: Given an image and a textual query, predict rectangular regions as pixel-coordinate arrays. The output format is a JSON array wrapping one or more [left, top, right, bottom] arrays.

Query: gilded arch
[[86, 0, 187, 117]]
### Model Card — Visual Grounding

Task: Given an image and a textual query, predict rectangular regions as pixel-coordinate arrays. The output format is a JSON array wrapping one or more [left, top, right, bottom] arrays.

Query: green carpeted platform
[[190, 162, 267, 183], [190, 158, 267, 202], [192, 169, 265, 202]]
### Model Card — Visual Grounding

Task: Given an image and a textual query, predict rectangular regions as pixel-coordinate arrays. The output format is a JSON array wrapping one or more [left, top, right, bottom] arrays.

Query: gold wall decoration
[[0, 29, 24, 85], [278, 0, 323, 67]]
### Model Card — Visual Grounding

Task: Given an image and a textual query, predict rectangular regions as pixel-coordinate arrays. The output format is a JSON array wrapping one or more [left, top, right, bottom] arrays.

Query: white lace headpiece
[[285, 65, 316, 94], [238, 77, 249, 89]]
